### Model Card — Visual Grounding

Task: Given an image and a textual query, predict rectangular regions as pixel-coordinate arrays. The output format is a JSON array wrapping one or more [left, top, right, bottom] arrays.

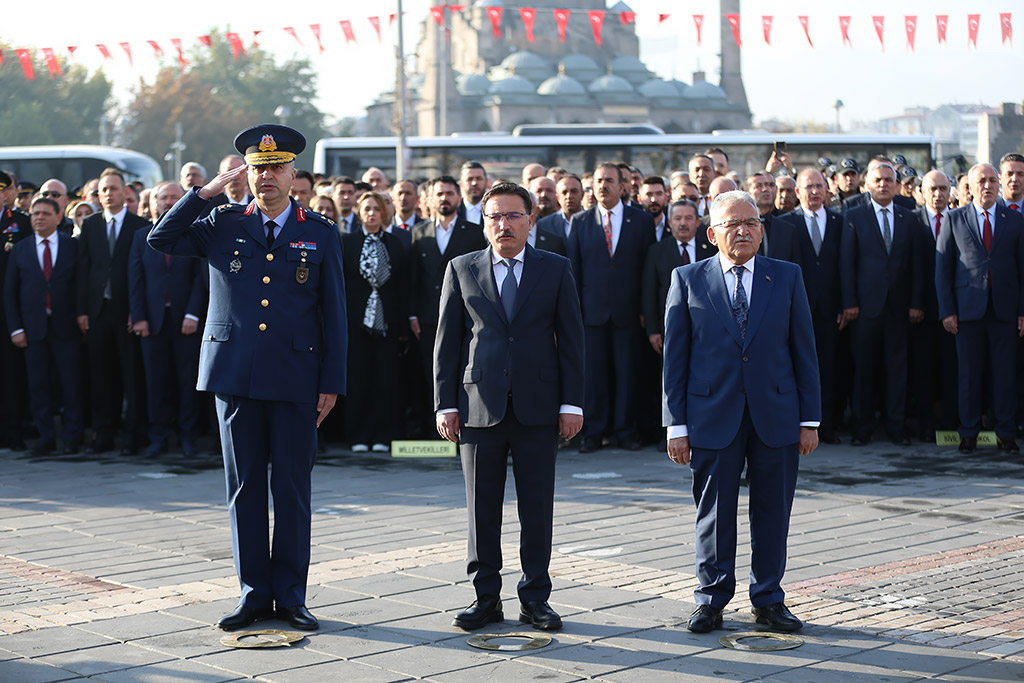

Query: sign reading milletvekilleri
[[391, 441, 457, 458]]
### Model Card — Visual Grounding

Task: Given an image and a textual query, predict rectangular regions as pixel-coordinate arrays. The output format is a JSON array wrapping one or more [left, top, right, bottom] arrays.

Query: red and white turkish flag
[[725, 14, 742, 48], [904, 16, 917, 51], [284, 27, 304, 47], [120, 42, 133, 67], [798, 16, 813, 48], [310, 24, 325, 53], [429, 6, 444, 26], [1001, 13, 1012, 46], [42, 48, 60, 78], [487, 6, 503, 38], [170, 38, 187, 72], [16, 48, 34, 80], [872, 16, 885, 52], [762, 16, 772, 46], [339, 21, 357, 44], [520, 8, 536, 43], [553, 9, 570, 44], [226, 32, 245, 59], [368, 17, 382, 43], [147, 40, 163, 58], [693, 15, 704, 46], [619, 11, 634, 25], [96, 44, 112, 60], [936, 15, 948, 44], [588, 10, 605, 46], [968, 14, 980, 48], [839, 16, 852, 47]]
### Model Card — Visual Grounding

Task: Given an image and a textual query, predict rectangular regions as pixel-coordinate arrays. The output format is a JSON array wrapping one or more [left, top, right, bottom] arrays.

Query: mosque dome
[[610, 55, 651, 86], [488, 74, 537, 95], [638, 79, 683, 102], [684, 80, 728, 100], [456, 73, 492, 96], [538, 73, 587, 97], [558, 53, 601, 83]]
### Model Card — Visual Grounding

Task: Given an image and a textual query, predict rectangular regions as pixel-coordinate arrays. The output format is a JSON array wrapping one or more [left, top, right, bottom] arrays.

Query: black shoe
[[145, 441, 167, 457], [32, 439, 56, 455], [519, 601, 562, 631], [452, 596, 503, 630], [62, 441, 81, 455], [850, 435, 869, 447], [622, 438, 643, 451], [819, 430, 842, 445], [275, 604, 318, 631], [998, 438, 1020, 454], [180, 438, 199, 457], [752, 603, 803, 632], [918, 430, 936, 444], [959, 437, 977, 454], [121, 440, 140, 456], [686, 605, 722, 633], [217, 605, 274, 631], [890, 435, 911, 447], [86, 439, 114, 455], [578, 436, 602, 454], [9, 438, 26, 452]]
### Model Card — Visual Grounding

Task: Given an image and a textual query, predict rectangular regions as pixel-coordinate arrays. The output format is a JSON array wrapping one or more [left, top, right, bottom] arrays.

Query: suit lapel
[[990, 207, 1012, 254], [471, 248, 506, 324], [702, 257, 743, 348], [511, 246, 541, 321], [744, 256, 775, 349], [963, 207, 984, 251]]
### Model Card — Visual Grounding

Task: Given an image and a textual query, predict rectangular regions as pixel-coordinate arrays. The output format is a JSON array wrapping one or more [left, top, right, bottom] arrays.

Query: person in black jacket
[[343, 192, 409, 452]]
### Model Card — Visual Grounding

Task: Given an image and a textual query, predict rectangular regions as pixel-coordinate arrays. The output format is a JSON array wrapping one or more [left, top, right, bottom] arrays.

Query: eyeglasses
[[483, 211, 527, 223], [711, 218, 762, 231], [39, 191, 64, 198], [88, 190, 99, 197]]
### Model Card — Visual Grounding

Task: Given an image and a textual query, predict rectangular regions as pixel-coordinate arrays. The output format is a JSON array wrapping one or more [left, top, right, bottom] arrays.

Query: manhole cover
[[467, 632, 552, 651], [719, 631, 803, 651], [220, 629, 305, 648]]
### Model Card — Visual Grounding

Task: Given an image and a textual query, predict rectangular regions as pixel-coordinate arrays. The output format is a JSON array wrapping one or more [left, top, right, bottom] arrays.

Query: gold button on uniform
[[234, 250, 239, 255], [261, 299, 269, 307], [263, 276, 270, 284], [266, 253, 274, 261], [301, 258, 307, 263], [258, 323, 267, 331]]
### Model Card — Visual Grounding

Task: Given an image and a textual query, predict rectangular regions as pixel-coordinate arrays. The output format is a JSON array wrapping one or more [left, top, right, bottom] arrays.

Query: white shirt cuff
[[559, 405, 582, 416], [437, 408, 458, 415], [10, 329, 24, 338], [800, 421, 820, 428], [667, 425, 688, 439], [184, 314, 199, 322]]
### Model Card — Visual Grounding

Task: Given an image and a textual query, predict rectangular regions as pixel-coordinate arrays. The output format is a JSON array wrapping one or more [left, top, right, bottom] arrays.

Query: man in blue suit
[[149, 125, 347, 632], [663, 191, 820, 634], [435, 182, 584, 632], [5, 197, 83, 455], [567, 162, 655, 452], [936, 163, 1024, 454]]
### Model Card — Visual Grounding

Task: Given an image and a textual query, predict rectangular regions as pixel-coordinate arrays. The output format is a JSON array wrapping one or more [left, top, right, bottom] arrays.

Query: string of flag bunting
[[2, 10, 1014, 81]]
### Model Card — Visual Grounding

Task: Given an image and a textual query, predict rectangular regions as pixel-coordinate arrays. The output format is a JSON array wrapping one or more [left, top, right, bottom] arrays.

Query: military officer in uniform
[[149, 125, 347, 632]]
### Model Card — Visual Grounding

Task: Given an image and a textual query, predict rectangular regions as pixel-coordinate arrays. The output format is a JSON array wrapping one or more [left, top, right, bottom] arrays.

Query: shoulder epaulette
[[215, 203, 244, 213], [303, 210, 336, 228]]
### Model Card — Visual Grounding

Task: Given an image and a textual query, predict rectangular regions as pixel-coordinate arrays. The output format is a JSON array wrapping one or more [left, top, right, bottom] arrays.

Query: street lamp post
[[834, 99, 845, 134], [274, 105, 291, 127]]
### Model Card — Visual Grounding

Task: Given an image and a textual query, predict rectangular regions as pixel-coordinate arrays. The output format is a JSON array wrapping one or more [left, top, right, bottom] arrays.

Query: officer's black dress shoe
[[519, 601, 562, 630], [959, 437, 977, 454], [452, 596, 503, 630], [686, 605, 722, 633], [32, 439, 56, 455], [998, 437, 1020, 454], [578, 436, 602, 454], [87, 439, 114, 455], [275, 604, 319, 630], [217, 605, 274, 631], [752, 603, 803, 632]]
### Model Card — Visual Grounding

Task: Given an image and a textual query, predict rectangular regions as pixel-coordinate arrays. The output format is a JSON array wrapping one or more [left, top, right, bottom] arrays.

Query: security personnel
[[149, 124, 347, 632]]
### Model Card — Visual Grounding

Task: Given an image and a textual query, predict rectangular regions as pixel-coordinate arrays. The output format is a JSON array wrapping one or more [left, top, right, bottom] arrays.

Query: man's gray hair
[[181, 161, 206, 176], [669, 199, 699, 215], [709, 190, 758, 223]]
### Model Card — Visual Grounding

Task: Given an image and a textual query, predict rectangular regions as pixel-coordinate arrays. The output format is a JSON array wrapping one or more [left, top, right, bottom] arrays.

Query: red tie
[[680, 243, 690, 265], [603, 210, 613, 257], [934, 213, 942, 239], [42, 238, 52, 310], [983, 210, 993, 253], [1012, 204, 1020, 212]]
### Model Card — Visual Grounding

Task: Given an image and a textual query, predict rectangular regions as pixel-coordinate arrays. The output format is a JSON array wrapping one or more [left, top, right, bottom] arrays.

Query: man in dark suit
[[842, 158, 917, 213], [936, 163, 1024, 454], [435, 182, 584, 632], [5, 197, 83, 454], [76, 168, 151, 455], [409, 176, 486, 396], [128, 223, 206, 457], [567, 162, 656, 452], [770, 169, 844, 444], [536, 174, 583, 240], [639, 176, 672, 242], [840, 162, 927, 446], [663, 190, 820, 634], [0, 171, 33, 450], [149, 125, 347, 632], [529, 223, 566, 256]]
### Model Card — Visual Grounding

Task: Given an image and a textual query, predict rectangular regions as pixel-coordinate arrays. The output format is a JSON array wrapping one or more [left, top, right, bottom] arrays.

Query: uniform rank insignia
[[3, 241, 11, 252], [296, 266, 309, 283], [230, 258, 242, 273]]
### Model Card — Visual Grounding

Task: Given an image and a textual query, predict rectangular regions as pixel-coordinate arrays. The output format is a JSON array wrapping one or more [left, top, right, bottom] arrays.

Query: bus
[[0, 145, 163, 190], [314, 127, 937, 181]]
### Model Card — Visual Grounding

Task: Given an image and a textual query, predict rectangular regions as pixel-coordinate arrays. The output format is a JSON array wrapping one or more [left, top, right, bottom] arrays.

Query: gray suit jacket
[[434, 245, 585, 428]]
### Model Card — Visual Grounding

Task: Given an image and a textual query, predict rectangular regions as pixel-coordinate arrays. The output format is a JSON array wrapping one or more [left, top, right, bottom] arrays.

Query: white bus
[[0, 145, 163, 189]]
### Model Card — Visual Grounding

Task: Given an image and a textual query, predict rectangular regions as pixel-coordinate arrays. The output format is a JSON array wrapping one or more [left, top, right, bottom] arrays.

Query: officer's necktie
[[731, 265, 748, 340], [266, 220, 278, 250], [810, 212, 822, 256], [500, 258, 518, 321], [880, 208, 892, 254]]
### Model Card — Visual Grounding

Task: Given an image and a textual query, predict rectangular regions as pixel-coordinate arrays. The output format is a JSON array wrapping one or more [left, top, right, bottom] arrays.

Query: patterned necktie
[[500, 258, 518, 320], [810, 212, 822, 256], [602, 210, 613, 256], [880, 208, 892, 254], [731, 265, 748, 340], [42, 238, 52, 310], [266, 220, 278, 250]]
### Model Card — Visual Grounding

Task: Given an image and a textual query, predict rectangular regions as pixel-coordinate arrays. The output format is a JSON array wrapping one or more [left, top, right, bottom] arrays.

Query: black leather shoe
[[217, 605, 273, 631], [180, 438, 199, 457], [819, 430, 842, 445], [850, 435, 870, 447], [145, 441, 167, 457], [959, 437, 977, 454], [453, 596, 503, 630], [687, 605, 722, 633], [87, 439, 114, 455], [998, 437, 1020, 454], [275, 604, 318, 630], [121, 441, 140, 456], [519, 601, 562, 631], [578, 436, 602, 454], [752, 603, 803, 632], [889, 434, 911, 447]]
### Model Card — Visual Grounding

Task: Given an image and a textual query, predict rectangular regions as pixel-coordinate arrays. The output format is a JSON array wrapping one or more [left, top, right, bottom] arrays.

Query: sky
[[8, 0, 1023, 133]]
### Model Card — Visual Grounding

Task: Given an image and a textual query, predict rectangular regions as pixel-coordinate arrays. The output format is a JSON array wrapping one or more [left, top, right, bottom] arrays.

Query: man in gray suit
[[435, 182, 585, 632]]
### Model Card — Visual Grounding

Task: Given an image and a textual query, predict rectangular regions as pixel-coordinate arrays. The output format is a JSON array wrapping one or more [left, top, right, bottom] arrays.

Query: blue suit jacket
[[935, 204, 1024, 323], [662, 255, 820, 449], [567, 204, 656, 327], [148, 191, 347, 403], [128, 226, 206, 336], [5, 232, 79, 342]]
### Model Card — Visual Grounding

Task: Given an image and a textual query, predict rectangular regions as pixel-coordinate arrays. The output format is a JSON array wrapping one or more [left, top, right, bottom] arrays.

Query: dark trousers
[[346, 329, 399, 444], [86, 300, 144, 443], [690, 407, 798, 609], [216, 393, 317, 609], [460, 399, 559, 603], [140, 309, 201, 443], [24, 320, 83, 444], [851, 299, 909, 439], [909, 320, 958, 434], [582, 322, 639, 441], [0, 325, 29, 443], [957, 309, 1017, 439], [811, 308, 839, 436]]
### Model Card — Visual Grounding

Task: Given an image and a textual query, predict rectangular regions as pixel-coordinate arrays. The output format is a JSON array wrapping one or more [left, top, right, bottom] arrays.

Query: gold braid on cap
[[245, 133, 296, 166]]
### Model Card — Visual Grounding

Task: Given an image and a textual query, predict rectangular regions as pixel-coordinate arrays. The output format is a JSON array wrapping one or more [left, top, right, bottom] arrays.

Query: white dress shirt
[[435, 218, 455, 254], [925, 206, 943, 241], [974, 203, 996, 241], [464, 202, 482, 226], [870, 198, 895, 241], [654, 214, 667, 242], [803, 206, 827, 245], [11, 233, 59, 336], [678, 239, 695, 264], [596, 201, 624, 255], [102, 206, 127, 242]]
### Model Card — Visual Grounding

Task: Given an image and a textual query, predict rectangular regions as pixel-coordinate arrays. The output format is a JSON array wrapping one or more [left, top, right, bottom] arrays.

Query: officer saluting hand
[[149, 124, 347, 632]]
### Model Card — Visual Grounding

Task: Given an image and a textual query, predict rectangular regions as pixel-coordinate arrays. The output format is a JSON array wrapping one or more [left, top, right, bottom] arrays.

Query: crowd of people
[[2, 144, 1023, 456]]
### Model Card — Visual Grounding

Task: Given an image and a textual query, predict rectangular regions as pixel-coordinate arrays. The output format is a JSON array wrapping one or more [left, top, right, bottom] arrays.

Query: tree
[[0, 44, 112, 145]]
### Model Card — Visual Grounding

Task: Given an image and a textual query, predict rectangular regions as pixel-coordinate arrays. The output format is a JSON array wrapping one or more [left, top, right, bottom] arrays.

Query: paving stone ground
[[1, 438, 1022, 681]]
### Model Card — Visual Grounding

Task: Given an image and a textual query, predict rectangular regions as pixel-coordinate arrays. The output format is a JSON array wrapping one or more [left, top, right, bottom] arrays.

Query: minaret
[[719, 0, 748, 111]]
